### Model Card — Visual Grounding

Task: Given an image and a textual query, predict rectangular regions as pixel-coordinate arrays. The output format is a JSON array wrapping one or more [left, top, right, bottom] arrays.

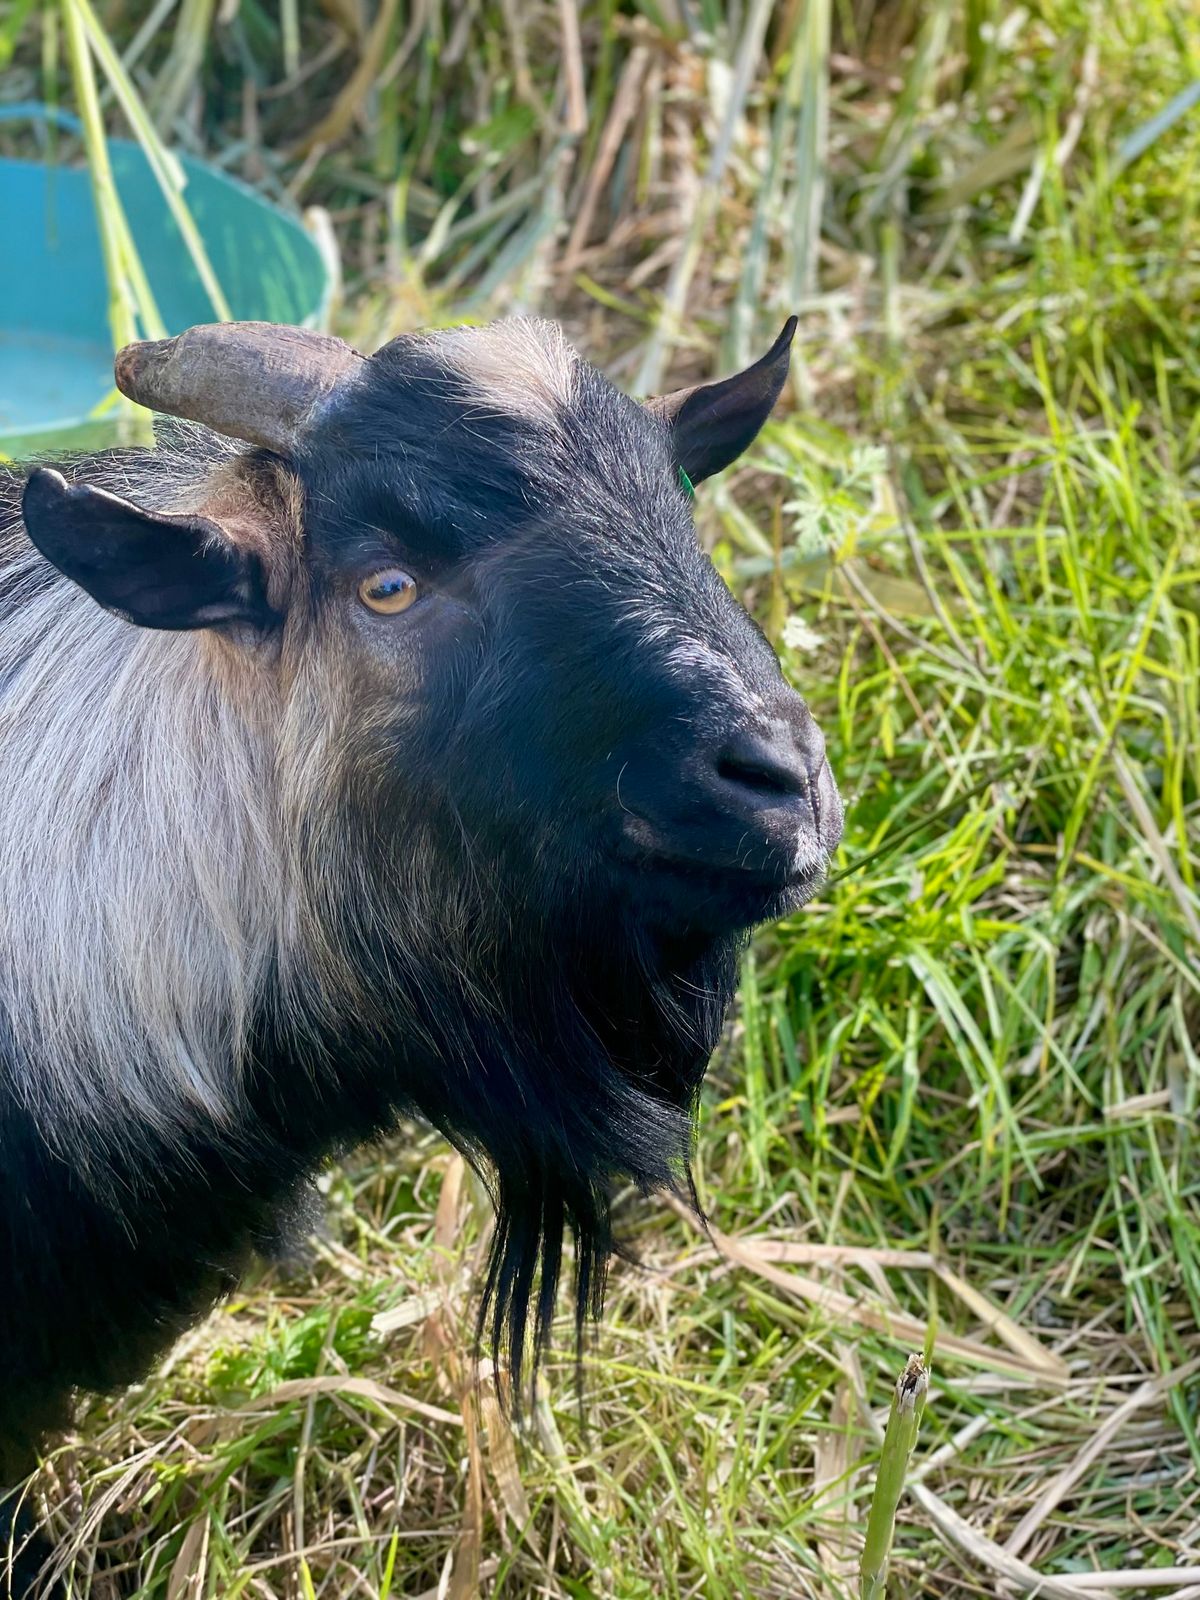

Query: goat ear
[[645, 317, 797, 484], [21, 469, 277, 632]]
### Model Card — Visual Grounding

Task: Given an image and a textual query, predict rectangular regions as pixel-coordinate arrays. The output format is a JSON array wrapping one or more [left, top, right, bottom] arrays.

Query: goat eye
[[358, 568, 418, 615]]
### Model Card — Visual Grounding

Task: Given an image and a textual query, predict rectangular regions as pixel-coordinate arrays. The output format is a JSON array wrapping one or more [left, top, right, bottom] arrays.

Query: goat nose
[[615, 691, 841, 885], [713, 718, 826, 809]]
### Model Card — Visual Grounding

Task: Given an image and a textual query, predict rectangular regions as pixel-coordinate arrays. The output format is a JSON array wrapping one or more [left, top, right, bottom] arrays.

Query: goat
[[0, 316, 841, 1593]]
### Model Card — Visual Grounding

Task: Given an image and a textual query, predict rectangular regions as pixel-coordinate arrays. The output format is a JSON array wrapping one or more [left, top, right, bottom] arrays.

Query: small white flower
[[782, 616, 825, 653]]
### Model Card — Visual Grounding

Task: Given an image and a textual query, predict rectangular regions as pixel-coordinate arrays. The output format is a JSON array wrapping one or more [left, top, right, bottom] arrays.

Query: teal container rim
[[0, 100, 334, 447]]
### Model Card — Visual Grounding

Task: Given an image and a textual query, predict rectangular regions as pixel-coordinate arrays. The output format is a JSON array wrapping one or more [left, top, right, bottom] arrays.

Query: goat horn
[[114, 321, 365, 454]]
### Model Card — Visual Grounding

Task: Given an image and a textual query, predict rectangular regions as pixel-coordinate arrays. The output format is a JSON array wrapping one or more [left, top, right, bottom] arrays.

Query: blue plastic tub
[[0, 104, 332, 457]]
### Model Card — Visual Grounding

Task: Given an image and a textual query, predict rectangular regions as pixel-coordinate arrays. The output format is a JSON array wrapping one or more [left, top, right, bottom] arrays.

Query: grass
[[5, 1, 1200, 1595]]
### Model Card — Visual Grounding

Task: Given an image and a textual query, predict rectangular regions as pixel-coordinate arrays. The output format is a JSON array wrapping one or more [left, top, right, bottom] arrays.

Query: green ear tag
[[678, 467, 695, 500]]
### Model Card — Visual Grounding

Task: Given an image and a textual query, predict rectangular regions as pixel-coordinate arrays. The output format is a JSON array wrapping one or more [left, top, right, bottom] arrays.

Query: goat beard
[[465, 919, 742, 1403], [305, 827, 745, 1403]]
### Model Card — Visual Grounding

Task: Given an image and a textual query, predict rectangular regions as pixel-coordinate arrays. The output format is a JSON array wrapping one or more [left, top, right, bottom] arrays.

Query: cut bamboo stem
[[860, 1353, 929, 1600]]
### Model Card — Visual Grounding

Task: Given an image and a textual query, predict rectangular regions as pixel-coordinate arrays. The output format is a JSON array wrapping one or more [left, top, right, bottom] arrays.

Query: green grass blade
[[860, 1355, 929, 1600]]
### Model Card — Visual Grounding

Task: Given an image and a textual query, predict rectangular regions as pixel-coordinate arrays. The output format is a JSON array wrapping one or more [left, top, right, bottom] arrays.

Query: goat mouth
[[617, 842, 828, 928]]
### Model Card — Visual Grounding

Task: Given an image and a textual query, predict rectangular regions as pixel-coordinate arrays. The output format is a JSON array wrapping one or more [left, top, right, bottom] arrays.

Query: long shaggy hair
[[0, 438, 282, 1151]]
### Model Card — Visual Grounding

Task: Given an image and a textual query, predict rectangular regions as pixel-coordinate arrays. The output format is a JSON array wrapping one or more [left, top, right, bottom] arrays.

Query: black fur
[[0, 1497, 55, 1600], [0, 322, 839, 1594]]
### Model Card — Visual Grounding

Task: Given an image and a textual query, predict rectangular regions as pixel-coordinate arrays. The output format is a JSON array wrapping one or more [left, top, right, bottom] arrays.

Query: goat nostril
[[715, 737, 811, 801], [717, 753, 798, 797]]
